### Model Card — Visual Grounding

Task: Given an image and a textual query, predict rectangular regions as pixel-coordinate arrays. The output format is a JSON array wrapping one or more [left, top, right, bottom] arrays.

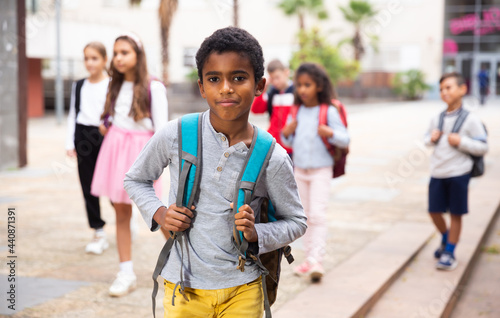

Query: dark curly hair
[[294, 63, 337, 106], [196, 27, 264, 84]]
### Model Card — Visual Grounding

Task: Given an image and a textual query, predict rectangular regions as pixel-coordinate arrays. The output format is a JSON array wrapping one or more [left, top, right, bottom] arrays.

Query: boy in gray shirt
[[424, 72, 488, 271], [124, 27, 307, 317]]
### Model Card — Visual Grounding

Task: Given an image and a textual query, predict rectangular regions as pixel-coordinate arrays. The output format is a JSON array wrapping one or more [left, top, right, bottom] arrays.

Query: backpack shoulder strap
[[435, 110, 447, 144], [331, 99, 348, 127], [232, 127, 275, 318], [232, 127, 275, 271], [74, 78, 86, 118], [151, 112, 202, 318], [451, 108, 469, 133], [176, 113, 202, 209], [290, 105, 299, 119], [319, 104, 329, 125], [437, 110, 446, 131]]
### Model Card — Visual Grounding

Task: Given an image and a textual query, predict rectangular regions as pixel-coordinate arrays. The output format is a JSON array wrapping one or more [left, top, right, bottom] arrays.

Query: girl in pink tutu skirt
[[91, 33, 168, 297]]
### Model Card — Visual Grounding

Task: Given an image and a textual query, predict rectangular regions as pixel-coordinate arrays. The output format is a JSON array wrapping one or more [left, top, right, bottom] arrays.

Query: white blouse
[[65, 78, 109, 150], [111, 80, 168, 132]]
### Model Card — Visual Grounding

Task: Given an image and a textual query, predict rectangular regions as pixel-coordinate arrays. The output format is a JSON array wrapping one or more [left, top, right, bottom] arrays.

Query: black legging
[[74, 124, 105, 229]]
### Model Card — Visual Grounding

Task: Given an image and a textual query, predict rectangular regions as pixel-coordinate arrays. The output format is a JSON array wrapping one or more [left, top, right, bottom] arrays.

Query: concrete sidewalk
[[0, 98, 499, 317]]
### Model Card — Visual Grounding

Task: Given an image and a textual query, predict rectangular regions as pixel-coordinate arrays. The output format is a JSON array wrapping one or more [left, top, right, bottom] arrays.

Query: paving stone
[[0, 276, 89, 315]]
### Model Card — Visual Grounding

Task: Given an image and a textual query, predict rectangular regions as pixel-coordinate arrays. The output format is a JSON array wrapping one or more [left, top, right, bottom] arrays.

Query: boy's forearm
[[124, 177, 164, 231], [458, 136, 488, 156], [153, 206, 167, 228], [256, 158, 307, 254], [424, 134, 434, 147]]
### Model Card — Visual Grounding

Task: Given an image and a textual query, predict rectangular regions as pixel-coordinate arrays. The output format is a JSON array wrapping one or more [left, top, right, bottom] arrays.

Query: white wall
[[27, 0, 444, 84]]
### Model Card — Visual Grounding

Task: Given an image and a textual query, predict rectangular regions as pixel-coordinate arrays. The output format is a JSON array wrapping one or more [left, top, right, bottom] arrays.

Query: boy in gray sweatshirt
[[424, 72, 488, 271], [124, 27, 307, 317]]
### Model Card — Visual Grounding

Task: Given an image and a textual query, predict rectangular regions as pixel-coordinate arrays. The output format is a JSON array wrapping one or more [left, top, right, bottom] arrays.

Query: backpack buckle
[[283, 245, 294, 264], [237, 255, 246, 272]]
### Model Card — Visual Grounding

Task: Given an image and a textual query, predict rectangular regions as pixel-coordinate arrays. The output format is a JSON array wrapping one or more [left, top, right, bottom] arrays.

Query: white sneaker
[[109, 271, 137, 297], [85, 233, 109, 255]]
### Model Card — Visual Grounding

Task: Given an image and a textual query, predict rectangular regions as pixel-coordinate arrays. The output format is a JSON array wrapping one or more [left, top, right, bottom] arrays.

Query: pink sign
[[443, 39, 458, 55], [449, 7, 500, 35]]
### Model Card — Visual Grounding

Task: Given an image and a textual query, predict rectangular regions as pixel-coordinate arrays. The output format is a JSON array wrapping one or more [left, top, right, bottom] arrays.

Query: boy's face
[[198, 51, 265, 122], [439, 77, 467, 106], [269, 69, 290, 91]]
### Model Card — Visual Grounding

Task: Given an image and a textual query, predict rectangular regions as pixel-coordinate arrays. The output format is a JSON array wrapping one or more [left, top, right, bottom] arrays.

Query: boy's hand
[[230, 202, 258, 243], [154, 204, 195, 233], [430, 129, 442, 143], [448, 133, 461, 147], [99, 124, 109, 136], [318, 124, 334, 138], [282, 120, 298, 138]]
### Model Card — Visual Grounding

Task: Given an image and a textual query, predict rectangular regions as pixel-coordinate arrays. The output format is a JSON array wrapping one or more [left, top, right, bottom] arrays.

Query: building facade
[[442, 0, 500, 97], [26, 0, 445, 88]]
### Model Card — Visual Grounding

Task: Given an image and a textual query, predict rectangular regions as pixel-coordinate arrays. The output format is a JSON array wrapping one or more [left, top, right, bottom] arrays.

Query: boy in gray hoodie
[[425, 72, 488, 271]]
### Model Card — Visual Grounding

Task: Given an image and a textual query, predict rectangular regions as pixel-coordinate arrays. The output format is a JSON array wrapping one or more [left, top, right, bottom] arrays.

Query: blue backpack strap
[[232, 126, 275, 318], [151, 113, 202, 318], [176, 113, 202, 209], [232, 126, 275, 271]]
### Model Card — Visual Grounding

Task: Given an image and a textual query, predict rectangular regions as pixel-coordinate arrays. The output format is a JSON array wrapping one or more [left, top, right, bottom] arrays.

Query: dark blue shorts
[[428, 173, 471, 215]]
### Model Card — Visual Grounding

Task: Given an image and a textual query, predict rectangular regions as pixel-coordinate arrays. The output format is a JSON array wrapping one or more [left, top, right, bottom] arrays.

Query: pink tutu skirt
[[91, 125, 162, 204]]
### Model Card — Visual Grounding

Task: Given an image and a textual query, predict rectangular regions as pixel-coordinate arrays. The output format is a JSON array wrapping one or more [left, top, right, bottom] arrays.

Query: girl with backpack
[[91, 33, 168, 296], [65, 42, 109, 255], [281, 63, 350, 282]]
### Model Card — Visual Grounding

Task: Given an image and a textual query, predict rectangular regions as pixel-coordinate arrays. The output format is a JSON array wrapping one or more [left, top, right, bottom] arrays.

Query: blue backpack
[[151, 113, 294, 318]]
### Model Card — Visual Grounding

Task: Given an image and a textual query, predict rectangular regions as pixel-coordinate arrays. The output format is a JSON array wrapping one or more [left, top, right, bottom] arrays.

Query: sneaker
[[436, 252, 458, 271], [434, 244, 446, 259], [85, 233, 109, 255], [293, 260, 313, 276], [309, 263, 324, 283], [109, 271, 137, 297]]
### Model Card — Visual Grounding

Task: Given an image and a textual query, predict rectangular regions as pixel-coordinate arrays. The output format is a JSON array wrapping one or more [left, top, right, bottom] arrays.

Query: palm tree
[[339, 0, 377, 61], [159, 0, 178, 85], [277, 0, 328, 31], [128, 0, 178, 85]]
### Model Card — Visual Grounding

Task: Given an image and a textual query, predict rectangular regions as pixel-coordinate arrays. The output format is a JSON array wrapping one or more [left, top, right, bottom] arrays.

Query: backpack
[[290, 99, 349, 178], [151, 113, 294, 318], [437, 108, 487, 177]]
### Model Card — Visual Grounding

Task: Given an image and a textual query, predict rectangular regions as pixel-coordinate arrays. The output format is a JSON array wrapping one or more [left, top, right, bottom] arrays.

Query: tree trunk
[[299, 13, 305, 30], [159, 0, 178, 86], [233, 0, 238, 27], [352, 28, 364, 99], [353, 27, 364, 61]]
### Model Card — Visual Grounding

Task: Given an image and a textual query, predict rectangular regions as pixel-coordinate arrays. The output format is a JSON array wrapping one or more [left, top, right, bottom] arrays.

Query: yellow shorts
[[163, 277, 264, 318]]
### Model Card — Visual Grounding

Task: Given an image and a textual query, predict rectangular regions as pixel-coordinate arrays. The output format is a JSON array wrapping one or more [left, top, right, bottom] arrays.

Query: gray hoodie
[[424, 107, 488, 179]]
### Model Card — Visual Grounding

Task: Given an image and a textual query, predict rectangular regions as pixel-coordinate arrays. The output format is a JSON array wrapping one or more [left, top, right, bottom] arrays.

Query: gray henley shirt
[[124, 110, 307, 289]]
